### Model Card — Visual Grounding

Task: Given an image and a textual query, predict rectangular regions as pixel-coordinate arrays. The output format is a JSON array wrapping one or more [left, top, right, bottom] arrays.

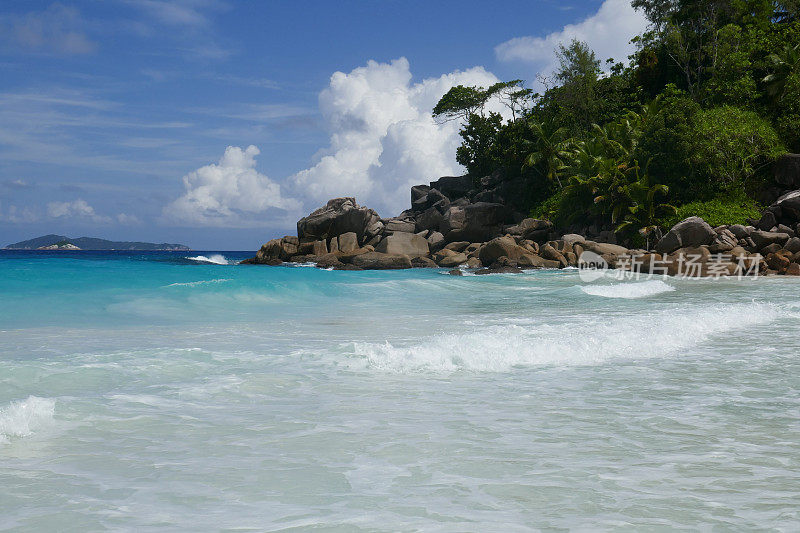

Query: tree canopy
[[431, 0, 797, 243]]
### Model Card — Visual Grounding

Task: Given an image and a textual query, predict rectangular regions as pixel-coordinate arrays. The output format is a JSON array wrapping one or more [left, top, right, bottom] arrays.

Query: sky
[[0, 0, 648, 250]]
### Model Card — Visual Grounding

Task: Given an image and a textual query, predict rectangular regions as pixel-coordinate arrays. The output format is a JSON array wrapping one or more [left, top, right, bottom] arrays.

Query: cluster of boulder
[[243, 164, 800, 277]]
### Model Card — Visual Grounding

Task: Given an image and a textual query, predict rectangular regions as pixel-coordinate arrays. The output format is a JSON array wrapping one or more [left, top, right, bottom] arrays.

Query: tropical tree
[[615, 166, 677, 249], [432, 85, 491, 124], [762, 43, 800, 101], [522, 119, 571, 188]]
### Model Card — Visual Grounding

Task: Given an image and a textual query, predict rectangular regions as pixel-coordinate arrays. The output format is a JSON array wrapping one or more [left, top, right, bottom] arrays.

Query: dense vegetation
[[433, 0, 799, 243]]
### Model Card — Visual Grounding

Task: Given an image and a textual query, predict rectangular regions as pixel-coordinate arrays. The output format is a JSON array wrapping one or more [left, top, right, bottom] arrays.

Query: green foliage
[[661, 190, 763, 228], [432, 85, 489, 123], [455, 112, 504, 178], [430, 2, 799, 237], [614, 166, 677, 248], [704, 24, 757, 106], [693, 106, 785, 186], [635, 88, 701, 201], [554, 39, 601, 86], [522, 118, 570, 188]]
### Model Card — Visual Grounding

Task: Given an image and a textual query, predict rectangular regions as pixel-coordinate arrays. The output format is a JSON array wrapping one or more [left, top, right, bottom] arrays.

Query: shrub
[[694, 106, 785, 187], [660, 190, 763, 228]]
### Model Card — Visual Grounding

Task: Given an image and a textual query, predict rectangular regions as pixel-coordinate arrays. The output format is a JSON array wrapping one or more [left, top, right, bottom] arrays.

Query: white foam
[[349, 302, 785, 373], [167, 278, 232, 287], [186, 254, 231, 265], [0, 396, 55, 444], [580, 280, 676, 299]]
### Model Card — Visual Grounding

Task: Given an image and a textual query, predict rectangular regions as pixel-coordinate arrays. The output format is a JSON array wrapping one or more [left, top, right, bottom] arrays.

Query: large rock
[[440, 202, 511, 242], [539, 243, 567, 268], [505, 218, 552, 240], [429, 175, 472, 200], [750, 229, 791, 250], [383, 218, 416, 233], [415, 206, 445, 232], [774, 154, 800, 190], [478, 236, 530, 264], [728, 224, 752, 240], [412, 188, 448, 213], [426, 231, 445, 253], [437, 252, 468, 268], [582, 240, 629, 256], [375, 232, 429, 258], [297, 197, 380, 245], [473, 171, 528, 215], [351, 252, 412, 269], [338, 232, 358, 253], [411, 256, 438, 268], [655, 216, 716, 254], [775, 190, 800, 223], [254, 236, 299, 263], [785, 237, 800, 254], [411, 184, 430, 204]]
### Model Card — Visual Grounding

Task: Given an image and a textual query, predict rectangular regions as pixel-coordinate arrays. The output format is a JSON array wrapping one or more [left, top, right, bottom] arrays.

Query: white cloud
[[46, 199, 110, 223], [495, 0, 648, 80], [0, 201, 39, 224], [116, 213, 141, 225], [1, 3, 96, 55], [164, 145, 301, 227], [289, 57, 505, 217]]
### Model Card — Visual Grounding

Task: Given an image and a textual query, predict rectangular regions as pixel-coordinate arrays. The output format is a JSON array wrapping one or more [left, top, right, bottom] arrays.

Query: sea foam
[[167, 278, 233, 287], [0, 396, 55, 444], [186, 254, 232, 265], [350, 302, 784, 373], [580, 279, 676, 299]]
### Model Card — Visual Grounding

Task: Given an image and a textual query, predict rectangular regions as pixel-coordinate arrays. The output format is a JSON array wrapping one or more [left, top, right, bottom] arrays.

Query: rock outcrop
[[297, 197, 381, 246], [245, 165, 800, 276], [655, 216, 716, 254]]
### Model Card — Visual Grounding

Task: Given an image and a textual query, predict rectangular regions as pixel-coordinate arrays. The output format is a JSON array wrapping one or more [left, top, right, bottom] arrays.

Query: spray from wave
[[185, 254, 232, 265], [348, 302, 785, 373], [166, 279, 233, 287], [0, 396, 55, 444], [580, 280, 676, 299]]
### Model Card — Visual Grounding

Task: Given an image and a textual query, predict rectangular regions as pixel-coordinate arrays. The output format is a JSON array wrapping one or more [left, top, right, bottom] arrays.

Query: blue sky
[[0, 0, 646, 249]]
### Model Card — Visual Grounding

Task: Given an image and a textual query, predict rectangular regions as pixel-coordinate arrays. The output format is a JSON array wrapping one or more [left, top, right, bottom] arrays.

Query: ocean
[[1, 250, 799, 530]]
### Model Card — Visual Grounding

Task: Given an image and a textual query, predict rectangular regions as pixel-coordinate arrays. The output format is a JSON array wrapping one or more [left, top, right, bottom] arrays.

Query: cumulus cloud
[[495, 0, 648, 80], [47, 199, 110, 223], [116, 213, 141, 225], [290, 57, 505, 217], [1, 3, 96, 55], [164, 145, 301, 227]]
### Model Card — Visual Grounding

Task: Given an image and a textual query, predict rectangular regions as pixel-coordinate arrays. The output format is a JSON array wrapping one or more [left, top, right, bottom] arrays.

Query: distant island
[[4, 234, 192, 251]]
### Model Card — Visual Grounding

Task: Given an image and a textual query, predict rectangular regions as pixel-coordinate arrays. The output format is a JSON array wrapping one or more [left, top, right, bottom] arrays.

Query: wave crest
[[349, 302, 784, 373], [580, 280, 676, 299], [0, 396, 55, 444], [186, 254, 232, 265]]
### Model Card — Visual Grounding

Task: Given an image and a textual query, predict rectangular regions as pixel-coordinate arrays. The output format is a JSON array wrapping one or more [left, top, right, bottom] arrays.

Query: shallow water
[[1, 250, 799, 530]]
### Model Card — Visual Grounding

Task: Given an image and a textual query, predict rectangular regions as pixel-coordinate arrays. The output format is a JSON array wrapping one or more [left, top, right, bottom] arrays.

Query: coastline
[[242, 178, 800, 278]]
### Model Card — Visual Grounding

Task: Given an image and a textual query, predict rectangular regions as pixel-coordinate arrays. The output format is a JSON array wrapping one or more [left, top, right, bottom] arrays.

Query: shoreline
[[243, 195, 800, 278]]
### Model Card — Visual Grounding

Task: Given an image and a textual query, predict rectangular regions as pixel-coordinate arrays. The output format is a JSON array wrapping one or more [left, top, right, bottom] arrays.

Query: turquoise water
[[1, 251, 800, 530]]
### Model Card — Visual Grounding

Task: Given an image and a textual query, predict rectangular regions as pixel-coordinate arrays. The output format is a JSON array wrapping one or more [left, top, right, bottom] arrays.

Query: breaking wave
[[349, 302, 784, 373], [580, 280, 676, 299], [185, 254, 232, 265], [166, 278, 233, 288], [0, 396, 55, 444]]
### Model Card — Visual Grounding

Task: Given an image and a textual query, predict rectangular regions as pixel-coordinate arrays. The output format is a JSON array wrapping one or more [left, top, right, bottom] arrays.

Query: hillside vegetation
[[433, 1, 800, 244]]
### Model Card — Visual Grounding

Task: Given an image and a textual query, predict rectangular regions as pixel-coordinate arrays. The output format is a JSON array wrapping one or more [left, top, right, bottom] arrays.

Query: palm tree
[[763, 43, 800, 101], [614, 165, 677, 249], [522, 119, 571, 188]]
